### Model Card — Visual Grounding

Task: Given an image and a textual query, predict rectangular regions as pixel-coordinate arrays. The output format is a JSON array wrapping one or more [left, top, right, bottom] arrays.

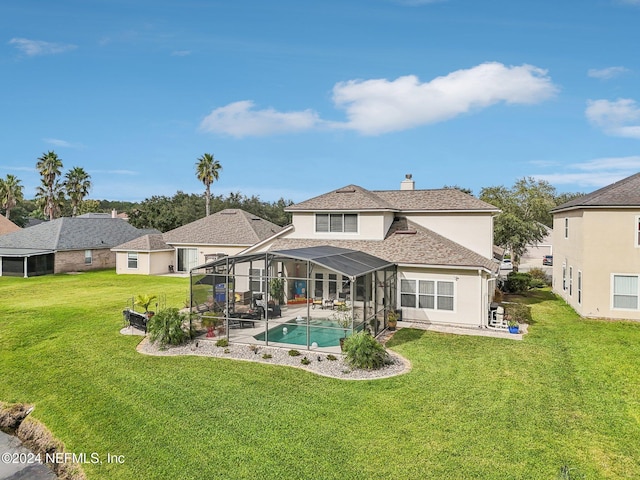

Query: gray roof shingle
[[112, 233, 172, 251], [286, 185, 499, 212], [552, 172, 640, 212], [0, 217, 151, 251], [162, 208, 284, 245]]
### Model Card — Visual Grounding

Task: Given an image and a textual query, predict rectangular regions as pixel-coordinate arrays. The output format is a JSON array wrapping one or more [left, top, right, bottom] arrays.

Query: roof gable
[[286, 185, 396, 211], [113, 233, 172, 251], [163, 208, 284, 245], [552, 172, 640, 212]]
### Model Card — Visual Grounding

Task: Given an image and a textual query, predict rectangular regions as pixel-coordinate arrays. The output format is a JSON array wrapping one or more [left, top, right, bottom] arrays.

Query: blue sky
[[1, 0, 640, 203]]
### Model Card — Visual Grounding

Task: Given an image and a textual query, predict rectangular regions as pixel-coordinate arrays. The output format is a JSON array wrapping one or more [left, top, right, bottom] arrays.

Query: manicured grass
[[1, 271, 639, 479]]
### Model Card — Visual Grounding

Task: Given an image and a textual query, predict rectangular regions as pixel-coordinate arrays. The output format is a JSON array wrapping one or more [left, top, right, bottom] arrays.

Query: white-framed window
[[564, 218, 569, 239], [612, 274, 639, 310], [84, 250, 92, 265], [569, 266, 573, 296], [250, 268, 266, 292], [562, 263, 567, 291], [636, 216, 640, 247], [315, 213, 358, 233], [127, 252, 138, 269], [400, 279, 454, 311], [577, 271, 582, 305]]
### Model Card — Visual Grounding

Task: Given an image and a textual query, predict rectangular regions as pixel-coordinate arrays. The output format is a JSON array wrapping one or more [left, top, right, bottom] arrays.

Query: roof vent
[[336, 187, 356, 193], [400, 174, 415, 191], [221, 211, 237, 215], [394, 229, 417, 235]]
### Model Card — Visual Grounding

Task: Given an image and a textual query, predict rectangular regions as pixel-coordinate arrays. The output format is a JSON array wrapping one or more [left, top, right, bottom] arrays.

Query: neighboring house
[[233, 177, 501, 328], [521, 223, 553, 262], [0, 216, 20, 236], [78, 210, 129, 221], [112, 209, 284, 274], [551, 172, 640, 320], [0, 217, 156, 277]]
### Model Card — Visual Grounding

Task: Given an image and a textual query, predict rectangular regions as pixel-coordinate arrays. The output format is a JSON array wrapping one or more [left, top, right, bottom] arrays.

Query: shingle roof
[[162, 208, 284, 245], [266, 217, 498, 273], [286, 184, 498, 212], [552, 172, 640, 212], [112, 233, 172, 252], [286, 185, 396, 211], [0, 215, 21, 235], [0, 217, 150, 251]]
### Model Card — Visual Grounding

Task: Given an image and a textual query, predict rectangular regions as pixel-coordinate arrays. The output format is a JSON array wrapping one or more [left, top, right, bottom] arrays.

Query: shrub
[[504, 303, 532, 325], [262, 353, 272, 359], [147, 307, 190, 347], [288, 349, 301, 356], [326, 354, 338, 361], [528, 267, 551, 286], [215, 338, 229, 347], [343, 331, 391, 370], [504, 272, 532, 294], [301, 357, 311, 365]]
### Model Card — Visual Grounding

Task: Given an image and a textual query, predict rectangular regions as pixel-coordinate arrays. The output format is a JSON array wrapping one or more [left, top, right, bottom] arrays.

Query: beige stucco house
[[112, 209, 284, 275], [234, 177, 501, 328], [551, 172, 640, 320]]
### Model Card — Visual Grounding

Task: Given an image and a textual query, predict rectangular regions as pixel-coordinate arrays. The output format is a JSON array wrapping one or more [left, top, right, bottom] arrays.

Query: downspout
[[24, 256, 28, 278]]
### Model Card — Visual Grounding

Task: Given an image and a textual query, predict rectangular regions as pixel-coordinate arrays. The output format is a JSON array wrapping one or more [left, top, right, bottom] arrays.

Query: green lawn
[[1, 270, 639, 479]]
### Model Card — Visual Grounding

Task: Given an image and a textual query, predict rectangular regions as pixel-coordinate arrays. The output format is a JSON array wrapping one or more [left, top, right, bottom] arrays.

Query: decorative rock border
[[136, 334, 411, 381]]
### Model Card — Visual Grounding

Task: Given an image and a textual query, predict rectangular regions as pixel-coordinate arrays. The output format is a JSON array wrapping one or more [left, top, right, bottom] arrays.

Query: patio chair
[[489, 306, 508, 329]]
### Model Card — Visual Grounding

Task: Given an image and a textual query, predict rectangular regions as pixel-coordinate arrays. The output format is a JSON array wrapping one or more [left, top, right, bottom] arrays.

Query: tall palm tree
[[195, 153, 222, 216], [64, 166, 92, 217], [35, 178, 65, 221], [36, 151, 64, 220], [0, 174, 24, 220]]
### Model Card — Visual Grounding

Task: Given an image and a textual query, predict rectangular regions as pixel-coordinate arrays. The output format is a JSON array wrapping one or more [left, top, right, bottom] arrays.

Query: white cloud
[[587, 66, 629, 80], [9, 38, 77, 56], [200, 62, 557, 138], [533, 155, 640, 187], [331, 62, 557, 135], [199, 100, 321, 137], [43, 138, 84, 149], [586, 98, 640, 138]]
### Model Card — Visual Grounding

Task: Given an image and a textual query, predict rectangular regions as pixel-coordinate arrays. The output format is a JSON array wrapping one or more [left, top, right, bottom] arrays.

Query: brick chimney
[[400, 174, 415, 190]]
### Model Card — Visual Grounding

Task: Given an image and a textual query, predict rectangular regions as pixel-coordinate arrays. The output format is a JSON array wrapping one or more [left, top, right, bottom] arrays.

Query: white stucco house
[[204, 176, 501, 329]]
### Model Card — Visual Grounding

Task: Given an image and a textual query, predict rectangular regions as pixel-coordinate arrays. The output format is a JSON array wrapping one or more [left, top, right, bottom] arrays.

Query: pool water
[[253, 319, 348, 347]]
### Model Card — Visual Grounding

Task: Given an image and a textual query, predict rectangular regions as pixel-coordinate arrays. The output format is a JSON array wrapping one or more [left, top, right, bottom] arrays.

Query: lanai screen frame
[[190, 246, 397, 351]]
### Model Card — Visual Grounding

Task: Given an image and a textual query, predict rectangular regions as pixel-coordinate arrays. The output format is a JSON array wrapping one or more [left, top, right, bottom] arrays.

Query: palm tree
[[36, 151, 64, 220], [0, 174, 24, 220], [35, 178, 65, 221], [195, 153, 222, 216], [64, 167, 92, 217]]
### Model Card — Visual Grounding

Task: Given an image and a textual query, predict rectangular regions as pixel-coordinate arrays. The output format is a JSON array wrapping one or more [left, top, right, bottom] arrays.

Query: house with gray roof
[[230, 175, 502, 329], [111, 208, 285, 275], [551, 172, 640, 320], [0, 217, 156, 277]]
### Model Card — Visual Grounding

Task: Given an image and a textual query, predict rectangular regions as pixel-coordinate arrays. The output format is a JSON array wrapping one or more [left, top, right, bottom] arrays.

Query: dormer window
[[315, 213, 358, 233]]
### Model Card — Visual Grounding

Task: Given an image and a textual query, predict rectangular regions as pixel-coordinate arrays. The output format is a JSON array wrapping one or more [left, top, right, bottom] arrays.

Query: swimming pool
[[253, 319, 348, 347]]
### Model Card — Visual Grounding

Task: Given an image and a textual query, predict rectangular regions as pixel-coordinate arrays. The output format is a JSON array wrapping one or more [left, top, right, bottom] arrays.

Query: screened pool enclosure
[[190, 246, 397, 352]]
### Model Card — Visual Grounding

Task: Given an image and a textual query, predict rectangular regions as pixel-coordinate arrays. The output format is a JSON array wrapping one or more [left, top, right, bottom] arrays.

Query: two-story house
[[551, 172, 640, 320], [226, 176, 501, 329]]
